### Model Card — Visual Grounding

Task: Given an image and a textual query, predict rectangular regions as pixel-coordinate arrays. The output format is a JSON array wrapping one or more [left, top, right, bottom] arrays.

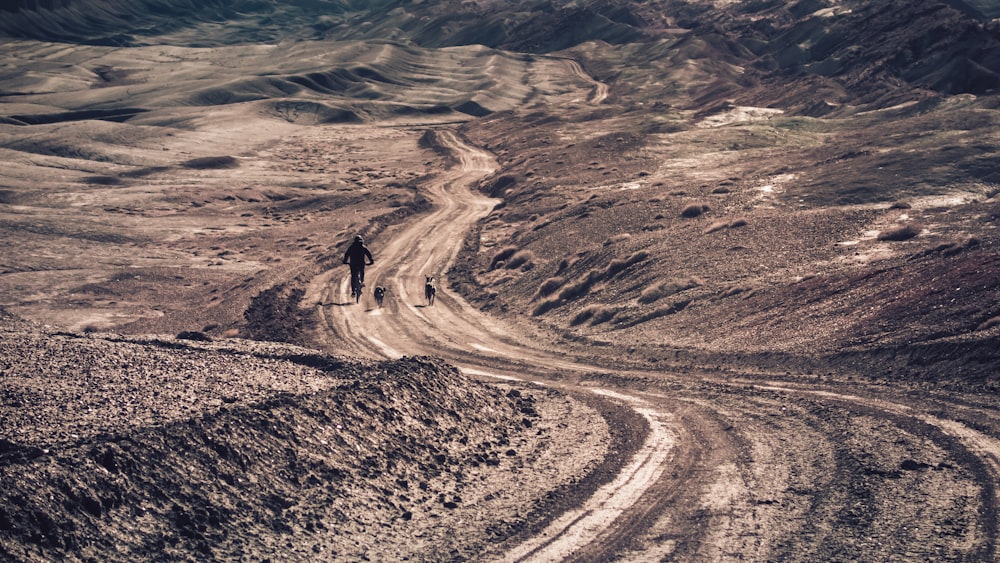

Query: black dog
[[424, 276, 436, 306], [373, 286, 386, 307]]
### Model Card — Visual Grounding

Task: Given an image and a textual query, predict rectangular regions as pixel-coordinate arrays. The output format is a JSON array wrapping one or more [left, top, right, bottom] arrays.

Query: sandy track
[[559, 58, 608, 104], [305, 129, 696, 559], [304, 129, 1000, 560]]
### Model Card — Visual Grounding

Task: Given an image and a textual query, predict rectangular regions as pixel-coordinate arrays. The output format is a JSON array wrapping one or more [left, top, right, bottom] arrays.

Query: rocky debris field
[[2, 0, 1000, 559], [0, 310, 630, 562]]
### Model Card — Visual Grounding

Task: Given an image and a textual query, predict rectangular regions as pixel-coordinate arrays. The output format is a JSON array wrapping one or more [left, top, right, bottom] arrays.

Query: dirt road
[[303, 129, 1000, 561]]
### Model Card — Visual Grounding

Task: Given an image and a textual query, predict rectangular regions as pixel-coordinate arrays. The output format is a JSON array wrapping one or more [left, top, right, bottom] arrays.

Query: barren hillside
[[2, 0, 999, 561]]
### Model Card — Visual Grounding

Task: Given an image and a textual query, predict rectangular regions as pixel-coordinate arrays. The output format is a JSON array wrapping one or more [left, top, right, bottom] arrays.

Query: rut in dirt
[[306, 127, 1000, 562]]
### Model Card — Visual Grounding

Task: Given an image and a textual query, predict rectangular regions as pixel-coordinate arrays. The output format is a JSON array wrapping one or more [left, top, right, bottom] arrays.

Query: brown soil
[[2, 0, 1000, 561], [1, 313, 636, 560]]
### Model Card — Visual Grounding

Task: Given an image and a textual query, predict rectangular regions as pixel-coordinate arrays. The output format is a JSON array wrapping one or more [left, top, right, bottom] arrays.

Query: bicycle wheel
[[351, 271, 363, 303]]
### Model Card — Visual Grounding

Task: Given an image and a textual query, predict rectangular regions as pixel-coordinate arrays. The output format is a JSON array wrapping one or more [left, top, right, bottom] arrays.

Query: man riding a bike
[[343, 235, 374, 298]]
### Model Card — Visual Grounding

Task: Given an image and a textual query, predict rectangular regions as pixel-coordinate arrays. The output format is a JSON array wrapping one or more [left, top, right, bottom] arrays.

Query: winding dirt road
[[304, 129, 1000, 561]]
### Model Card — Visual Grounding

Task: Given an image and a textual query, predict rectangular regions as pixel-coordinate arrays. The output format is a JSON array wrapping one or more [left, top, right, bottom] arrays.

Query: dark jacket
[[343, 241, 374, 266]]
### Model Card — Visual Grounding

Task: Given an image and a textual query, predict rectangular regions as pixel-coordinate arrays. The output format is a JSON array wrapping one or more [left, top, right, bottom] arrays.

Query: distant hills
[[1, 0, 997, 107]]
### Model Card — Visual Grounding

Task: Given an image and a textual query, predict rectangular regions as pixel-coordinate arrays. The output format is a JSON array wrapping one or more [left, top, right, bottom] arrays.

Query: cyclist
[[343, 235, 374, 297]]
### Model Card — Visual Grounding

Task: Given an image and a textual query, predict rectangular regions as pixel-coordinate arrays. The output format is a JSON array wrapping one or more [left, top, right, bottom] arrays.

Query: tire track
[[305, 129, 1000, 561], [306, 128, 700, 560]]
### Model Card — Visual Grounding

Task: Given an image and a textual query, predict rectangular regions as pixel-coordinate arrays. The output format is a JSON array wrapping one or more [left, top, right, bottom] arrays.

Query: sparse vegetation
[[878, 224, 922, 241], [604, 251, 649, 278], [505, 249, 535, 270], [571, 304, 617, 326], [5, 1, 1000, 560], [720, 285, 753, 299], [532, 276, 566, 301], [182, 155, 239, 169], [979, 316, 1000, 331], [490, 245, 518, 269], [82, 175, 122, 185], [555, 257, 577, 273], [533, 251, 650, 315], [638, 277, 702, 304], [604, 233, 631, 246], [704, 221, 728, 234], [681, 203, 710, 218], [704, 217, 748, 234], [558, 274, 598, 302], [532, 296, 561, 316], [621, 299, 691, 327]]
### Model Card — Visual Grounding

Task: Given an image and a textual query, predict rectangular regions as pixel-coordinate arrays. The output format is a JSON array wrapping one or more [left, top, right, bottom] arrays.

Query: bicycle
[[350, 269, 364, 304], [343, 235, 374, 305]]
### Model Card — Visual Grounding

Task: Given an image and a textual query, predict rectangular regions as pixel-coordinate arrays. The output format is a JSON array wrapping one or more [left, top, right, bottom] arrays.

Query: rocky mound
[[0, 310, 615, 561]]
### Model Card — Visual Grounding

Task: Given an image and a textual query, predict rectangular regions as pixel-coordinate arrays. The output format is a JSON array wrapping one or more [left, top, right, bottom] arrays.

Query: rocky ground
[[1, 310, 646, 561], [1, 0, 1000, 561]]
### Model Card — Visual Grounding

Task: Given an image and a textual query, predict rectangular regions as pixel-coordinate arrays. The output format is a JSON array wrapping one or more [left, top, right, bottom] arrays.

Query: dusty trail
[[305, 129, 706, 559], [560, 58, 608, 104], [304, 129, 1000, 560]]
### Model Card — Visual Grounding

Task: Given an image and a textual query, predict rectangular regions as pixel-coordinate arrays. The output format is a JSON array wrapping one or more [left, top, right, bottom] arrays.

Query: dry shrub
[[878, 224, 922, 241], [493, 274, 516, 286], [705, 217, 748, 234], [505, 250, 535, 270], [639, 277, 702, 304], [183, 155, 239, 169], [638, 300, 690, 323], [558, 251, 649, 302], [603, 233, 631, 246], [570, 307, 595, 326], [978, 316, 1000, 331], [490, 246, 518, 269], [555, 256, 577, 273], [533, 276, 565, 301], [571, 304, 617, 326], [532, 219, 552, 231], [558, 272, 600, 301], [681, 203, 710, 218], [605, 251, 649, 278], [589, 306, 617, 325], [177, 330, 212, 342], [720, 285, 753, 298], [532, 296, 562, 316], [704, 217, 747, 235], [704, 221, 729, 234], [82, 175, 122, 185]]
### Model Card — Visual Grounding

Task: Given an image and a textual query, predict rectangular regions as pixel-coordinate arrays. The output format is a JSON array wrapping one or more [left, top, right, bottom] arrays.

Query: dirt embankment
[[0, 310, 624, 562]]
